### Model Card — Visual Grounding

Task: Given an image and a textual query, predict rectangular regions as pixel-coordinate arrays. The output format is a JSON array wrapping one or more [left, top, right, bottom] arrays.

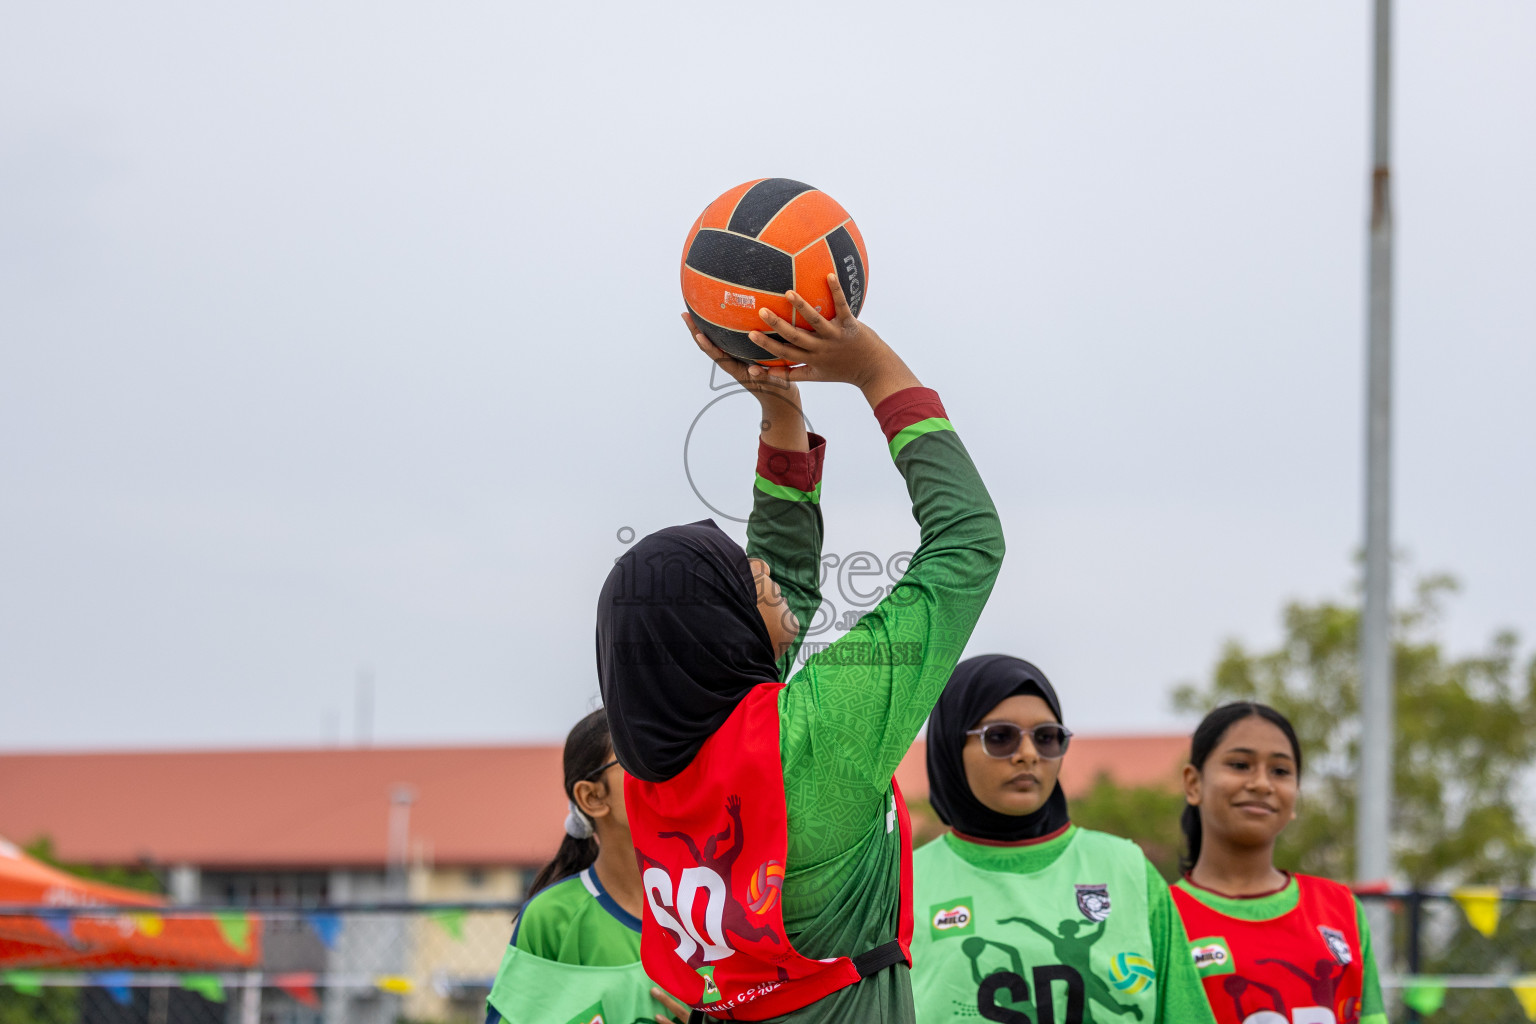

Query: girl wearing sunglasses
[[485, 708, 690, 1024], [910, 655, 1215, 1024]]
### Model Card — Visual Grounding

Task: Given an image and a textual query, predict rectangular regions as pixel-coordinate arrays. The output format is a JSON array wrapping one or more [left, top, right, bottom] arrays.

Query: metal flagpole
[[1358, 0, 1394, 898]]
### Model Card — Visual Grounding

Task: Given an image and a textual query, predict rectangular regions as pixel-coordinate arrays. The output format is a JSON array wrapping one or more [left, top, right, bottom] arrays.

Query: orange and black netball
[[681, 178, 869, 365]]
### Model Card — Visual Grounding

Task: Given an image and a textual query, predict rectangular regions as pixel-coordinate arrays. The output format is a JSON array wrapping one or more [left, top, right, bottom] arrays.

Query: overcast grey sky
[[2, 2, 1531, 750]]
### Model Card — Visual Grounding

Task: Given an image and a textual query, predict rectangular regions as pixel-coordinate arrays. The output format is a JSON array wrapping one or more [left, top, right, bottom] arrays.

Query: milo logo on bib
[[929, 899, 975, 939], [1189, 936, 1235, 977]]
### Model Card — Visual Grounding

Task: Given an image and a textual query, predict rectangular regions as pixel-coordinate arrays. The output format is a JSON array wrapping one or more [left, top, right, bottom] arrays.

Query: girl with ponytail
[[485, 708, 689, 1024], [1172, 702, 1386, 1024]]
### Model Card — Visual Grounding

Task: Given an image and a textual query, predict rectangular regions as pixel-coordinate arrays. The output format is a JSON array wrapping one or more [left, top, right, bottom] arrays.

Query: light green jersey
[[487, 944, 655, 1024], [512, 867, 642, 966], [911, 827, 1217, 1024], [488, 867, 675, 1024]]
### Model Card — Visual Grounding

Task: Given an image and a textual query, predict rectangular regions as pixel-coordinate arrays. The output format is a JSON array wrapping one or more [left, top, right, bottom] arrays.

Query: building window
[[203, 871, 330, 907]]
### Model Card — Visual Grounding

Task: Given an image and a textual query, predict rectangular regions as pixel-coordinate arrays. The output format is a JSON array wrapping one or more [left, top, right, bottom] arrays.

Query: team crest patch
[[1319, 925, 1353, 966], [563, 1002, 605, 1024], [1075, 883, 1112, 922], [928, 899, 975, 939], [1188, 936, 1236, 977]]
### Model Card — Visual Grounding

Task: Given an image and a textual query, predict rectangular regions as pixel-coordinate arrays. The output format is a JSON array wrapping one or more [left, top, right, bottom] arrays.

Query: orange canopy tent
[[0, 837, 260, 970]]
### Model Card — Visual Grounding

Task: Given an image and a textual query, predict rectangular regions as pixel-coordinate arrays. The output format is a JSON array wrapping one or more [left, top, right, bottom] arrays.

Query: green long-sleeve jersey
[[736, 386, 1006, 1023]]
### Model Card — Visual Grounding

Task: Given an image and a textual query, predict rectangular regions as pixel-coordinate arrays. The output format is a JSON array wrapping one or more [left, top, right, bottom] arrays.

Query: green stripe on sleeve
[[754, 475, 822, 503], [888, 417, 955, 459]]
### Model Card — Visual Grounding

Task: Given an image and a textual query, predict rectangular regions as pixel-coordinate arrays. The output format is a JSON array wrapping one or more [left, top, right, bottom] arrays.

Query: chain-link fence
[[0, 902, 523, 1024], [5, 892, 1536, 1024]]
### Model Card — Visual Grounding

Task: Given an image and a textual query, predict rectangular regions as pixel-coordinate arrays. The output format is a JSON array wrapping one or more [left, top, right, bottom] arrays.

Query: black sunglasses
[[583, 758, 620, 781], [964, 722, 1073, 760]]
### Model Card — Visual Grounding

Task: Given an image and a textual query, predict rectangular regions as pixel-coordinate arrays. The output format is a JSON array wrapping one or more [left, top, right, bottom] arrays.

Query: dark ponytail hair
[[1179, 702, 1302, 875], [527, 708, 614, 897]]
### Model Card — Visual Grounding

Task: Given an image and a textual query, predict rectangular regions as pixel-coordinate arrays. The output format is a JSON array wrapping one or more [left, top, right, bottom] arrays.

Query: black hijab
[[926, 654, 1071, 842], [596, 519, 779, 783]]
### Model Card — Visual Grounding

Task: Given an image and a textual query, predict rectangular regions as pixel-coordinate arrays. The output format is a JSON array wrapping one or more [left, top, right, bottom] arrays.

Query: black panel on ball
[[686, 304, 779, 364], [686, 230, 795, 294], [727, 179, 816, 238], [824, 226, 866, 317]]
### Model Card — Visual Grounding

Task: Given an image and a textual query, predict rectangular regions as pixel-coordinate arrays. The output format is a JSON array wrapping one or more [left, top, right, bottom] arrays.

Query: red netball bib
[[1171, 874, 1366, 1024], [625, 682, 913, 1020]]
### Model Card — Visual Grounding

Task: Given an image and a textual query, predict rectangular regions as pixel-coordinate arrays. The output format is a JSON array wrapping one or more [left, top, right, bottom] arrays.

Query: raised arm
[[794, 388, 1003, 786], [750, 284, 1005, 792], [749, 281, 1005, 850], [689, 318, 825, 676]]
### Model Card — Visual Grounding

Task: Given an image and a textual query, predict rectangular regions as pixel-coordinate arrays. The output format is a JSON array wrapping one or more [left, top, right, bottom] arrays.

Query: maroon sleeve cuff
[[756, 433, 826, 492], [873, 387, 949, 444]]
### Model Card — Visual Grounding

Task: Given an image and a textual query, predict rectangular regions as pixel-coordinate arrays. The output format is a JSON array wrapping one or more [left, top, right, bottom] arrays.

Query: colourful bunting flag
[[1, 972, 43, 997], [1451, 885, 1502, 938], [1402, 979, 1446, 1015], [303, 911, 342, 949], [214, 912, 253, 953], [428, 908, 466, 941], [182, 975, 227, 1003], [1514, 977, 1536, 1023], [93, 971, 136, 1008], [131, 913, 165, 937], [39, 910, 75, 944], [375, 975, 413, 994], [274, 972, 320, 1008]]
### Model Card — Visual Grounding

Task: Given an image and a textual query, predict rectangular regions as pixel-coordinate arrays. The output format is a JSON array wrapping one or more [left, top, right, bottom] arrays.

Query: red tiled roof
[[0, 736, 1187, 870], [0, 746, 565, 870]]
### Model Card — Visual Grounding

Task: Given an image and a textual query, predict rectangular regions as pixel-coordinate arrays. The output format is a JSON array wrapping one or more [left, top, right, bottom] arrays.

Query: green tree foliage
[[1070, 775, 1186, 882], [1171, 573, 1536, 888], [21, 837, 160, 895], [0, 986, 76, 1024]]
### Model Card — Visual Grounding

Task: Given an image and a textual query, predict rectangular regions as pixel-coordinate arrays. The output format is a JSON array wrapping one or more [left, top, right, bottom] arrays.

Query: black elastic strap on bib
[[851, 938, 907, 978]]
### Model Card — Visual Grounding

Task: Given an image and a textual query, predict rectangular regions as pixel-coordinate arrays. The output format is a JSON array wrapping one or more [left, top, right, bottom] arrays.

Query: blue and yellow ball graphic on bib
[[1109, 952, 1155, 995]]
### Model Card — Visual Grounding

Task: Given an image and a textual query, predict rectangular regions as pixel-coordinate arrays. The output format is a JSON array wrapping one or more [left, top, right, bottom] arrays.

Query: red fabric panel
[[627, 683, 912, 1019], [873, 387, 948, 444], [756, 434, 826, 492], [1170, 874, 1366, 1024]]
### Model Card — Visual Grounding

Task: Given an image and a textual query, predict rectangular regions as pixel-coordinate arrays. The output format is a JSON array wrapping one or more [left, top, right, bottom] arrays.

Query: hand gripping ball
[[681, 178, 869, 365], [747, 859, 784, 915], [1109, 952, 1156, 995]]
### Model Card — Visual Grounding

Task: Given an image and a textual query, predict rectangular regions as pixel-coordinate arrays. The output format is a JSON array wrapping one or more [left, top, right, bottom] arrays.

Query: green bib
[[911, 829, 1156, 1024], [487, 942, 658, 1024]]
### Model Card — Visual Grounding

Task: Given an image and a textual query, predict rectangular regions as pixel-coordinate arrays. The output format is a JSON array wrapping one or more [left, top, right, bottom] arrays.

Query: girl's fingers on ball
[[825, 272, 855, 322], [758, 308, 820, 350], [748, 330, 808, 362], [690, 330, 725, 361], [785, 291, 829, 330]]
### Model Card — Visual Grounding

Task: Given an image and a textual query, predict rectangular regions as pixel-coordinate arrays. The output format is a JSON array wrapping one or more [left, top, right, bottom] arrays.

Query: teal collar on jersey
[[581, 866, 643, 933]]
